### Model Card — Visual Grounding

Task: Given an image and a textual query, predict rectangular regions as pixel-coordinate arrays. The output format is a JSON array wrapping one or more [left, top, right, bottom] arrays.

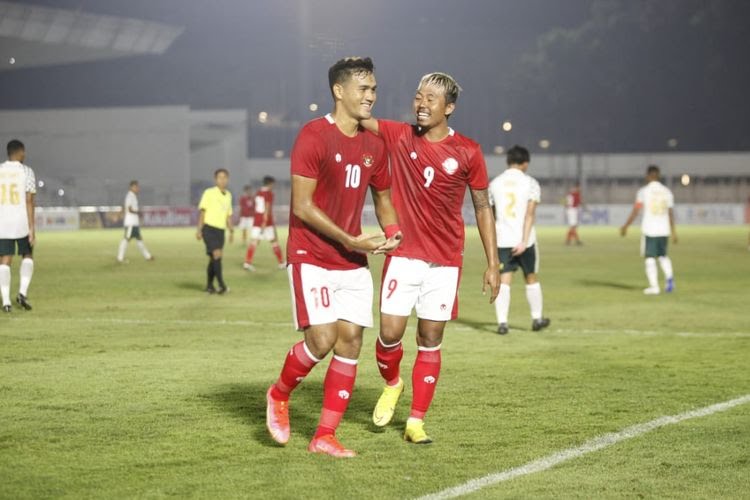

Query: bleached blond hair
[[417, 72, 462, 105]]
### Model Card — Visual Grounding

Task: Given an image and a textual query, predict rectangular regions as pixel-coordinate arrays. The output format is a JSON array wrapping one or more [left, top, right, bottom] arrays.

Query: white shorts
[[238, 217, 254, 230], [380, 256, 460, 321], [288, 263, 373, 330], [566, 208, 579, 226], [250, 225, 276, 241]]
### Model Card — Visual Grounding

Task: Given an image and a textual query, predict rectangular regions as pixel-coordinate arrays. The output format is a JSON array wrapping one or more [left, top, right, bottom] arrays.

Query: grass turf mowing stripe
[[418, 393, 750, 500]]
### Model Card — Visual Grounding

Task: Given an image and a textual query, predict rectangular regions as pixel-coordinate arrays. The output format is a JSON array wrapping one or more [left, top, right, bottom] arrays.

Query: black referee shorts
[[202, 225, 225, 255]]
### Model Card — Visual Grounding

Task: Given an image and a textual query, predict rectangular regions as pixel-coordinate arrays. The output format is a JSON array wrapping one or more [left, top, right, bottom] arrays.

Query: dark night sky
[[1, 0, 749, 156]]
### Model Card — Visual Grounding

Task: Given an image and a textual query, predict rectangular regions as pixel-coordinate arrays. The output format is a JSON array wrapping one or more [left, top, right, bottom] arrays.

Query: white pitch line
[[417, 393, 750, 500], [450, 325, 750, 338]]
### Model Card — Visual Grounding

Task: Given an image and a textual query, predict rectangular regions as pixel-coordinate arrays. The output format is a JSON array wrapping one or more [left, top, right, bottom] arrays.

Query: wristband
[[384, 224, 401, 239]]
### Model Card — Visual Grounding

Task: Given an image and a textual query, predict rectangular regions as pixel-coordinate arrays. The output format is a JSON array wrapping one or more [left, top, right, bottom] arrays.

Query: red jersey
[[239, 194, 254, 217], [378, 120, 489, 267], [287, 114, 389, 270], [253, 188, 274, 226], [566, 191, 581, 209]]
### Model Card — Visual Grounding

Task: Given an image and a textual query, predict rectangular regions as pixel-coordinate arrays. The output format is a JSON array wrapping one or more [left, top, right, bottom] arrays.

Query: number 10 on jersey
[[345, 164, 361, 188]]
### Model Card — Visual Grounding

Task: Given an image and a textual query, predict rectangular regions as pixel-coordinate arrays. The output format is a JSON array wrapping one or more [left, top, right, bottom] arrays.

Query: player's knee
[[379, 324, 405, 345]]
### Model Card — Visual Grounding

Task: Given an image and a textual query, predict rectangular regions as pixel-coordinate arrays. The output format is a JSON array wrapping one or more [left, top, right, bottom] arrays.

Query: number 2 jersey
[[377, 120, 489, 267], [488, 168, 541, 248], [287, 114, 389, 270], [0, 160, 36, 239], [635, 181, 674, 237]]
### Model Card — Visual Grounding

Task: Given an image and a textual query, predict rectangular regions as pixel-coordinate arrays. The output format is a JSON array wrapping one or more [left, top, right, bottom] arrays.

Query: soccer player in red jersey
[[265, 57, 402, 458], [237, 185, 254, 245], [362, 72, 500, 443], [243, 176, 285, 270], [565, 183, 585, 245]]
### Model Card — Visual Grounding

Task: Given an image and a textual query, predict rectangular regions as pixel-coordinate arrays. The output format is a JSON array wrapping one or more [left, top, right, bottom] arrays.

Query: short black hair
[[646, 164, 660, 177], [262, 176, 275, 185], [328, 57, 374, 98], [506, 145, 530, 166], [214, 168, 229, 177], [7, 139, 24, 157], [129, 180, 139, 188]]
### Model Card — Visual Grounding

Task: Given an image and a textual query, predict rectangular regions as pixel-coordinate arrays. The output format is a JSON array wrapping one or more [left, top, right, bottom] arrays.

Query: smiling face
[[335, 70, 377, 122], [413, 82, 455, 130]]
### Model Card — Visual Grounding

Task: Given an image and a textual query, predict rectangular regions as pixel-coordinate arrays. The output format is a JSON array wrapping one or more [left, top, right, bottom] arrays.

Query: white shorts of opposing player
[[380, 256, 459, 321], [288, 263, 373, 329]]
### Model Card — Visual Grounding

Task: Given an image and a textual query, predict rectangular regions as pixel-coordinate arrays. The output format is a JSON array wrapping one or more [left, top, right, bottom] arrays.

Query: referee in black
[[196, 168, 234, 294]]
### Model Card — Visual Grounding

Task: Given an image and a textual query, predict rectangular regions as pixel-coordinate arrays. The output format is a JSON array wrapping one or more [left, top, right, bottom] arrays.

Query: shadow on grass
[[204, 381, 386, 446], [453, 317, 501, 334], [174, 281, 206, 292], [578, 279, 641, 290]]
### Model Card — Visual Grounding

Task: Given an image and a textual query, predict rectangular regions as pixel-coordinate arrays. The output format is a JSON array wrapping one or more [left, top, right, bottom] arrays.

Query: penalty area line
[[416, 393, 750, 500]]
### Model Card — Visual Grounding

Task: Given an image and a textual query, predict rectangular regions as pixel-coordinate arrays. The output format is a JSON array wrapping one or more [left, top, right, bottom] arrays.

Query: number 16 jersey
[[287, 114, 389, 270], [377, 120, 489, 267]]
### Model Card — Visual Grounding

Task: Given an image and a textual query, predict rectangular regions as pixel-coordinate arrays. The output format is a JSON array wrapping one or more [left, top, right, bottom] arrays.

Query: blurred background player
[[489, 145, 551, 335], [361, 72, 500, 444], [620, 165, 678, 295], [0, 139, 36, 312], [116, 180, 153, 263], [196, 169, 234, 294], [243, 176, 284, 271], [564, 182, 585, 245], [265, 57, 401, 458], [237, 184, 254, 245]]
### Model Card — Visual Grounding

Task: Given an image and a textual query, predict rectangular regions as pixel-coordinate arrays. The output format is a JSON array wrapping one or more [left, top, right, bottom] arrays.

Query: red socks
[[410, 346, 441, 420], [375, 336, 404, 386], [271, 341, 319, 401], [245, 244, 256, 264], [315, 355, 357, 438], [272, 243, 284, 263]]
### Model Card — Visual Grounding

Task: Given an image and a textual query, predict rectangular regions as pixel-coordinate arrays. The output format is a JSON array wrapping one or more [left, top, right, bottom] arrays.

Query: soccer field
[[1, 226, 749, 499]]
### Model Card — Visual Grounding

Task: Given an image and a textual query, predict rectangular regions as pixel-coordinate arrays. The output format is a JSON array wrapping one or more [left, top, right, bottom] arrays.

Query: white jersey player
[[621, 165, 677, 294], [117, 180, 153, 263], [488, 145, 550, 334], [0, 139, 36, 312]]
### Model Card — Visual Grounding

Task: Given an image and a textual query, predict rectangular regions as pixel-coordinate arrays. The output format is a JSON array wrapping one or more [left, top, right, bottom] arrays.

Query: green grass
[[1, 226, 749, 499]]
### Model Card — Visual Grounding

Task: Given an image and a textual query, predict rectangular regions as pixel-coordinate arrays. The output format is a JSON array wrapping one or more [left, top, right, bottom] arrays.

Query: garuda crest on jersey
[[362, 154, 374, 168], [442, 157, 459, 175]]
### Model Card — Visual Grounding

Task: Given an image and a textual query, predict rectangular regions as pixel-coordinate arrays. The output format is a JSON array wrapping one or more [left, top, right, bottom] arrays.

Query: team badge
[[335, 153, 342, 163], [410, 151, 418, 160], [362, 153, 374, 168], [442, 157, 459, 175]]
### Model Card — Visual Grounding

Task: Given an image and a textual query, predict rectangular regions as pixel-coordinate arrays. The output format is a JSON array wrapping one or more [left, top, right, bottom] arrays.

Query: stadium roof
[[0, 0, 183, 71]]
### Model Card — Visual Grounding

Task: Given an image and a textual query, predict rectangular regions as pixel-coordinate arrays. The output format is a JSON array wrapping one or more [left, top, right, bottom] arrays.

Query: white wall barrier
[[34, 203, 747, 231]]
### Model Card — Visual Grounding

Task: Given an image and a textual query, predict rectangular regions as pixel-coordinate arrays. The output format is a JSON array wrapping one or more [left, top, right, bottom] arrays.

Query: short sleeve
[[529, 178, 541, 203], [666, 189, 674, 208], [635, 187, 645, 208], [377, 120, 410, 148], [368, 141, 390, 192], [467, 145, 489, 190], [24, 165, 36, 194], [290, 126, 325, 179], [198, 190, 209, 210], [227, 193, 233, 215]]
